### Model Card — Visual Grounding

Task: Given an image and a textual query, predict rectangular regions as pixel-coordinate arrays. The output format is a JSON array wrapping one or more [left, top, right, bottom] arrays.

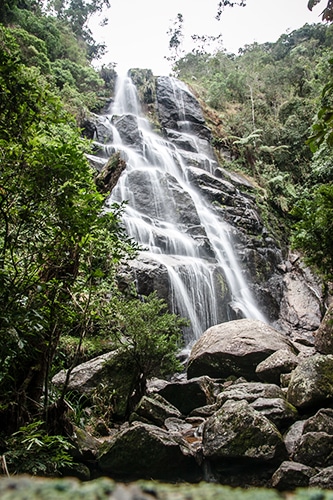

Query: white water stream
[[101, 75, 265, 345]]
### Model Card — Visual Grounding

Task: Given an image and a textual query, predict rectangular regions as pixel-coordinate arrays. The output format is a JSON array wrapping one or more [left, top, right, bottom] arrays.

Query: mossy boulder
[[202, 400, 287, 463], [287, 354, 333, 410], [98, 421, 201, 481]]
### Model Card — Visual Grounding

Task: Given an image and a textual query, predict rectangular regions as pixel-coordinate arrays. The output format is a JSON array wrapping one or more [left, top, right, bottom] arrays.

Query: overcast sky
[[89, 0, 324, 75]]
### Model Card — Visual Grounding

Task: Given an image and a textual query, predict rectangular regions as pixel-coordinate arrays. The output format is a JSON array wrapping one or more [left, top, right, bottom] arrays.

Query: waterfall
[[98, 74, 266, 345]]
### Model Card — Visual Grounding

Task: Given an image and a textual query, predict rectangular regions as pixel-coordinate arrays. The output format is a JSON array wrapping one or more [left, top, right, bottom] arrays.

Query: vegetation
[[171, 20, 333, 278], [1, 0, 333, 477], [0, 1, 185, 476]]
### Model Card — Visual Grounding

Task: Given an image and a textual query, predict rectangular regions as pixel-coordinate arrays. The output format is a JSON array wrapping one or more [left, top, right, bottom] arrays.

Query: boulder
[[293, 431, 333, 467], [52, 350, 137, 419], [255, 349, 299, 384], [130, 394, 182, 427], [303, 408, 333, 434], [309, 466, 333, 489], [271, 461, 316, 490], [249, 397, 298, 430], [202, 400, 286, 463], [287, 354, 333, 410], [157, 376, 217, 415], [216, 381, 285, 405], [98, 422, 201, 481], [315, 303, 333, 354], [283, 420, 305, 457], [187, 319, 296, 380], [52, 351, 116, 394]]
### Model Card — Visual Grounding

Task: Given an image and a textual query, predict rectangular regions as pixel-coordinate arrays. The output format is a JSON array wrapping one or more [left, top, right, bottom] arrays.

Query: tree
[[107, 292, 186, 416], [0, 26, 132, 432], [291, 184, 333, 278], [216, 0, 333, 22], [165, 13, 185, 66], [308, 0, 333, 21]]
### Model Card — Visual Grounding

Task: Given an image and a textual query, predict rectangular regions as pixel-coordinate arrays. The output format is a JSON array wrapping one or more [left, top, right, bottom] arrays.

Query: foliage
[[0, 25, 135, 432], [5, 420, 74, 475], [166, 13, 185, 66], [106, 291, 187, 415], [291, 184, 333, 278]]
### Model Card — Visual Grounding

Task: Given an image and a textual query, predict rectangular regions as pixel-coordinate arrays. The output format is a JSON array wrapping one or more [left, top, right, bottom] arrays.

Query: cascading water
[[95, 74, 266, 345]]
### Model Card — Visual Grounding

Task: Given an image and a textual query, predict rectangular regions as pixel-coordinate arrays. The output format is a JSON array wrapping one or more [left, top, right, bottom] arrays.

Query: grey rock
[[293, 431, 333, 467], [217, 381, 285, 405], [283, 420, 305, 457], [271, 461, 316, 490], [255, 348, 299, 384], [187, 319, 296, 380], [52, 351, 116, 393], [315, 303, 333, 354], [303, 408, 333, 435], [98, 422, 201, 481], [130, 394, 182, 427], [202, 400, 286, 463], [287, 354, 333, 410], [250, 397, 298, 430], [309, 466, 333, 489]]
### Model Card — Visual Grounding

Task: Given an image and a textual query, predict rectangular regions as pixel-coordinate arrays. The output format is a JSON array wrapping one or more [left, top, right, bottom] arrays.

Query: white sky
[[89, 0, 325, 76]]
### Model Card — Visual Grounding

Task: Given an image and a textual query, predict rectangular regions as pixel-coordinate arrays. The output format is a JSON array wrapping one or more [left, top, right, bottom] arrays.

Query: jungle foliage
[[172, 21, 333, 278], [0, 1, 185, 475]]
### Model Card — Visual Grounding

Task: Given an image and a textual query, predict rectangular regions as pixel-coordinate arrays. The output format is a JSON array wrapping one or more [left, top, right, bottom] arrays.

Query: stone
[[309, 466, 333, 489], [187, 319, 296, 380], [98, 421, 201, 481], [303, 408, 333, 434], [287, 354, 333, 410], [315, 303, 333, 354], [283, 420, 305, 457], [202, 400, 286, 463], [52, 351, 116, 394], [271, 461, 316, 490], [255, 349, 299, 384], [130, 394, 182, 427], [216, 381, 285, 405], [249, 397, 298, 430], [157, 376, 216, 415], [293, 431, 333, 467]]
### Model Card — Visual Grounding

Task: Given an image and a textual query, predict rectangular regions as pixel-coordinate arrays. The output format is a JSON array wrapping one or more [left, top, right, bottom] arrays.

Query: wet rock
[[271, 461, 316, 490], [287, 354, 333, 410], [112, 114, 142, 149], [202, 400, 286, 463], [156, 76, 209, 140], [98, 421, 201, 481], [255, 349, 299, 384], [187, 319, 296, 380]]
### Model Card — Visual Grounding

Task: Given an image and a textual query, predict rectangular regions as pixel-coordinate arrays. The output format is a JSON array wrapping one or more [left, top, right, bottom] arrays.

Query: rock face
[[187, 319, 296, 379], [84, 72, 324, 342]]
